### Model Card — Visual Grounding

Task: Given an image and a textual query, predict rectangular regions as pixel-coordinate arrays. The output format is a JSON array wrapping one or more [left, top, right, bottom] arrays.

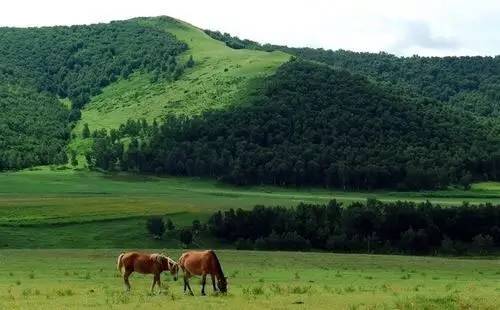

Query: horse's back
[[120, 252, 158, 274], [179, 250, 218, 275]]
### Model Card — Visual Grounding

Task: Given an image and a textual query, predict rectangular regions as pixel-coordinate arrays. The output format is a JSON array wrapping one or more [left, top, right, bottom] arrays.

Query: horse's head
[[169, 261, 179, 281], [217, 276, 228, 293], [156, 255, 179, 281]]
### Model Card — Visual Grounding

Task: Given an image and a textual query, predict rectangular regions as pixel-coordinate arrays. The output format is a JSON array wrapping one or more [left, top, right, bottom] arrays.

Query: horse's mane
[[209, 250, 224, 277]]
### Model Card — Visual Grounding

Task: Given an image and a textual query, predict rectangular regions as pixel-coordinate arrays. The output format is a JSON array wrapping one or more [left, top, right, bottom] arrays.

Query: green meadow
[[0, 249, 499, 309], [1, 168, 500, 249], [1, 169, 500, 308], [1, 168, 500, 308]]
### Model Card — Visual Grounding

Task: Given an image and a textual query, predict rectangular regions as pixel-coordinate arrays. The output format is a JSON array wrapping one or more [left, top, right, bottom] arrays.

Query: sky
[[1, 0, 499, 57]]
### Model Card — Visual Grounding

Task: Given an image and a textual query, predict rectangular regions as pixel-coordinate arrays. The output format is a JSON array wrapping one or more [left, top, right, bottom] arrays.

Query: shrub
[[472, 234, 494, 255], [179, 229, 193, 247], [146, 216, 166, 239]]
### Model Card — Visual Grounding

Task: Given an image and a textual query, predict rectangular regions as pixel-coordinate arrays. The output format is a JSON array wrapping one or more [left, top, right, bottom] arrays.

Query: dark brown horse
[[178, 250, 227, 295], [117, 252, 178, 292]]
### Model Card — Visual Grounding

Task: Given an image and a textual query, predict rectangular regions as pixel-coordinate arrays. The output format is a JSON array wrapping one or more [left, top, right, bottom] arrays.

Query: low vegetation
[[0, 249, 499, 309]]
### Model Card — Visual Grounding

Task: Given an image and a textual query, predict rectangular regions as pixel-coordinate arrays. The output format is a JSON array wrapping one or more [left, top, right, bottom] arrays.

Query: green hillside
[[74, 17, 289, 134], [0, 19, 188, 169], [88, 60, 499, 189]]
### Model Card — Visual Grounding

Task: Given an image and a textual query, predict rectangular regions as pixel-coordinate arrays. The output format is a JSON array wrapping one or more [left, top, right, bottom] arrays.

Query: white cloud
[[1, 0, 499, 56]]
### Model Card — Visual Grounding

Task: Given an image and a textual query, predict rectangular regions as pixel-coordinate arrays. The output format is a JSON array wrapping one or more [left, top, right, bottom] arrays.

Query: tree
[[186, 55, 195, 68], [460, 173, 472, 190], [192, 219, 202, 233], [82, 123, 91, 139], [166, 218, 175, 231], [146, 216, 166, 239], [179, 229, 193, 247], [70, 151, 78, 167], [472, 234, 494, 255]]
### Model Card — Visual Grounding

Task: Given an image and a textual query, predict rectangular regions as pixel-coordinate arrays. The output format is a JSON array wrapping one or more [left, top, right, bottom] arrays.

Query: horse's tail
[[209, 250, 224, 277], [117, 253, 125, 274]]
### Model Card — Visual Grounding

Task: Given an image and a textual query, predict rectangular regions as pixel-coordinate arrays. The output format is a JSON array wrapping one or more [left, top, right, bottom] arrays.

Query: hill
[[71, 17, 289, 156], [204, 29, 500, 118], [1, 16, 500, 190], [0, 19, 188, 169], [88, 60, 499, 189]]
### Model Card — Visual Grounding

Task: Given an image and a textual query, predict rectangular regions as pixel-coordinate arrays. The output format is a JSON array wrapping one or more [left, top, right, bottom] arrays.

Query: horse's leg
[[184, 273, 194, 296], [151, 274, 159, 293], [211, 274, 217, 292], [201, 274, 207, 296], [123, 270, 132, 291], [157, 274, 162, 292]]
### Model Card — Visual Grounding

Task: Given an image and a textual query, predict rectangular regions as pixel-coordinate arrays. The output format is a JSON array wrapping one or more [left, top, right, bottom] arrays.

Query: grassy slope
[[71, 17, 289, 141], [1, 168, 500, 248], [0, 249, 499, 309]]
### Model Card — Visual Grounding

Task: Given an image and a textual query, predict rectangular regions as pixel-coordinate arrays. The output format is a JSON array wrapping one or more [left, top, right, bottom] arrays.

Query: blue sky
[[2, 0, 499, 56]]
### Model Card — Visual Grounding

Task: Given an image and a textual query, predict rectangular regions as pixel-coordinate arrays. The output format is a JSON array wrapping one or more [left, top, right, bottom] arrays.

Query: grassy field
[[1, 168, 500, 249], [0, 249, 499, 309], [2, 169, 500, 308]]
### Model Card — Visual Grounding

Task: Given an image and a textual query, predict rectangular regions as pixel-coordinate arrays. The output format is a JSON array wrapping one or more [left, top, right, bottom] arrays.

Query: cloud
[[391, 20, 459, 55]]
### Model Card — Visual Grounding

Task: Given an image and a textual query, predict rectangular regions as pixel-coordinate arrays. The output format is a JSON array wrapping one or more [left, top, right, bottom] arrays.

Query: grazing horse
[[117, 252, 178, 292], [178, 250, 227, 295]]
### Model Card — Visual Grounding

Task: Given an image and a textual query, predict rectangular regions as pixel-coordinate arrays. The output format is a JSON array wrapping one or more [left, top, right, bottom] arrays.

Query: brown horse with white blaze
[[117, 252, 179, 292], [178, 250, 227, 295]]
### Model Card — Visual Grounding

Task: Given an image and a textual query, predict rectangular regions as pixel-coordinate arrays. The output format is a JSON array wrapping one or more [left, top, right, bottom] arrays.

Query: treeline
[[204, 29, 500, 117], [0, 20, 188, 170], [208, 200, 500, 255], [87, 61, 499, 189]]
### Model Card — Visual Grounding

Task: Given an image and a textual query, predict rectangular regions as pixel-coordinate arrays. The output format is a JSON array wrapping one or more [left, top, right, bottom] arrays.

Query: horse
[[178, 250, 227, 295], [116, 252, 179, 292]]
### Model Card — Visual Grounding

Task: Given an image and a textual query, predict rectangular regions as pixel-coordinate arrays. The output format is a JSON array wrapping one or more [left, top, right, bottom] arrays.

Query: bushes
[[208, 199, 500, 255], [146, 216, 166, 239]]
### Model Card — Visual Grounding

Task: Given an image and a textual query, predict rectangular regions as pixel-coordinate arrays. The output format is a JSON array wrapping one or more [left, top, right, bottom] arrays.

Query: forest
[[208, 199, 500, 255], [205, 29, 500, 117], [0, 20, 187, 169], [87, 60, 500, 189]]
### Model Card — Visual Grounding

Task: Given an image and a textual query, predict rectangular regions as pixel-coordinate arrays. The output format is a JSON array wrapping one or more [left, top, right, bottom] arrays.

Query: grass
[[0, 249, 499, 309], [1, 168, 500, 248], [70, 17, 289, 155]]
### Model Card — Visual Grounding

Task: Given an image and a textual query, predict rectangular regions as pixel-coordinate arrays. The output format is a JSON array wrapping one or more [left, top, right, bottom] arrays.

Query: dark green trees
[[0, 20, 187, 170], [208, 199, 500, 254], [146, 216, 166, 239], [88, 61, 499, 189]]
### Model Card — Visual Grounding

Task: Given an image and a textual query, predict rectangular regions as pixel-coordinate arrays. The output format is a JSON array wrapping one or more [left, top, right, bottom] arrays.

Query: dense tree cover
[[0, 70, 69, 169], [208, 199, 500, 255], [204, 29, 500, 117], [88, 61, 499, 189], [1, 20, 187, 110], [0, 20, 187, 170]]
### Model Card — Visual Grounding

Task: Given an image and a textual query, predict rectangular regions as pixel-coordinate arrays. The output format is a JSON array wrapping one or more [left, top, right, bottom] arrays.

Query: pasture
[[1, 168, 500, 248], [0, 249, 499, 309]]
